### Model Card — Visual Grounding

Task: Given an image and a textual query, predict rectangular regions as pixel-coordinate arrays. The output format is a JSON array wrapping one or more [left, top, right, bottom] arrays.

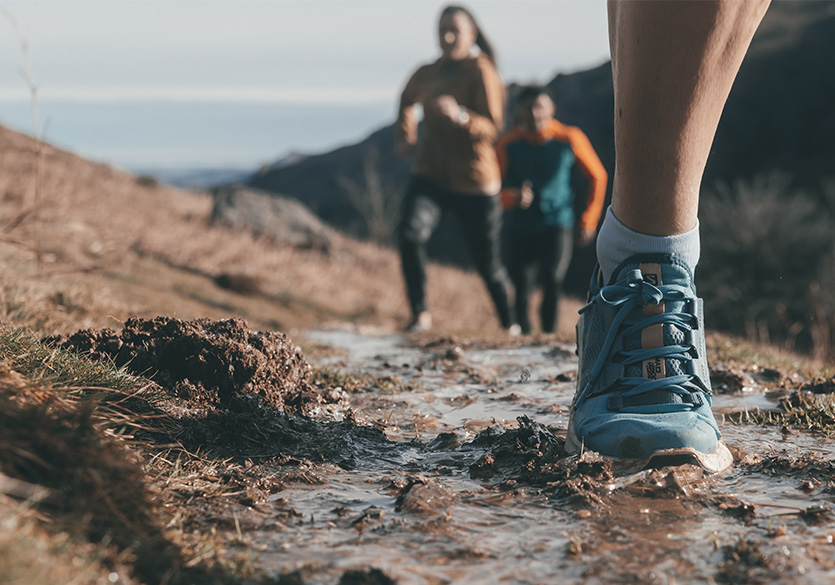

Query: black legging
[[398, 176, 514, 328], [505, 226, 573, 334]]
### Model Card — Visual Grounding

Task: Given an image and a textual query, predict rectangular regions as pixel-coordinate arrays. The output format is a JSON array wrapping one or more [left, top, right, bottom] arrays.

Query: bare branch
[[338, 146, 404, 244]]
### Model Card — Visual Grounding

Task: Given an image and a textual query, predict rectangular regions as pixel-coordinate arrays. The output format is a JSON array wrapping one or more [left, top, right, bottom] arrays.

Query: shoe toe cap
[[581, 411, 720, 460]]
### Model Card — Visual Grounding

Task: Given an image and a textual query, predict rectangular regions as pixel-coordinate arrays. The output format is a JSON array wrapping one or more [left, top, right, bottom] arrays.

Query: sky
[[0, 0, 610, 171]]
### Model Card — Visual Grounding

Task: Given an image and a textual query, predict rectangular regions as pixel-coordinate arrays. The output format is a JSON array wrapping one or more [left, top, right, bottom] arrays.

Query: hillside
[[1, 68, 834, 585], [0, 125, 565, 338]]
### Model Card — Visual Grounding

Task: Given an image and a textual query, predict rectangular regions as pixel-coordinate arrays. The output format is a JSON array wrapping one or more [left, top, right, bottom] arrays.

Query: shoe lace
[[577, 268, 709, 413]]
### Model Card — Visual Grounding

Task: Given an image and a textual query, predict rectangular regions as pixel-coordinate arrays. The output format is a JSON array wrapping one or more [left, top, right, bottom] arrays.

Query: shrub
[[699, 172, 834, 360]]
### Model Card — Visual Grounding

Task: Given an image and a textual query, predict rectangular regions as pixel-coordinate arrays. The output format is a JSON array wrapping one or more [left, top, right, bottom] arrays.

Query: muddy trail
[[235, 328, 832, 585], [46, 320, 835, 584]]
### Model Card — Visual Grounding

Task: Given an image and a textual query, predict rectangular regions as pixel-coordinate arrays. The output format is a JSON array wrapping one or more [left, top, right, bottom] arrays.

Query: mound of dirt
[[466, 416, 566, 483], [394, 475, 457, 515], [47, 317, 312, 409]]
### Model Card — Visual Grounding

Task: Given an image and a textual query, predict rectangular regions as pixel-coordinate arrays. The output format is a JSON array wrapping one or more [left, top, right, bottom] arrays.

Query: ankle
[[596, 208, 700, 283]]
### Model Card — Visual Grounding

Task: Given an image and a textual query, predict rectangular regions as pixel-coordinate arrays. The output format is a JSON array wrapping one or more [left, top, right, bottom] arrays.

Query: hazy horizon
[[1, 1, 610, 172]]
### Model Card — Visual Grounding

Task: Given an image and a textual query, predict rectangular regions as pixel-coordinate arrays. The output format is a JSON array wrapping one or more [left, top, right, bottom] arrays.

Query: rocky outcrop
[[211, 184, 334, 252]]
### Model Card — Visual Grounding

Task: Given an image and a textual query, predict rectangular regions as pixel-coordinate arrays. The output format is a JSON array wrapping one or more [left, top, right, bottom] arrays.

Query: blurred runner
[[395, 5, 515, 334], [497, 86, 607, 334]]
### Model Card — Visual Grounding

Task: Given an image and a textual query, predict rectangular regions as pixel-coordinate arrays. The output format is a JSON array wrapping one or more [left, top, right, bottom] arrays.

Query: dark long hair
[[440, 5, 497, 65]]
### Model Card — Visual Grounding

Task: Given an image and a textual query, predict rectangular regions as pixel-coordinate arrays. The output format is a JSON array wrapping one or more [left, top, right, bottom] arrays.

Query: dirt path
[[236, 327, 835, 585]]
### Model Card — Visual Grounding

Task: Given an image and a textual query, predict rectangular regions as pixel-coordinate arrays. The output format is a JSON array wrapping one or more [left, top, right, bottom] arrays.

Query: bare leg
[[608, 0, 770, 236]]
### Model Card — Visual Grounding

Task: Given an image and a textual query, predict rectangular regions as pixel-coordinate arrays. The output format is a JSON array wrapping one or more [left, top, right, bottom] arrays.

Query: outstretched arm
[[569, 127, 608, 245]]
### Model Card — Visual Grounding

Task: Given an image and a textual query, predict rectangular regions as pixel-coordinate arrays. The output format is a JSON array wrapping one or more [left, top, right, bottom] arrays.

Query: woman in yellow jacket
[[395, 4, 514, 333]]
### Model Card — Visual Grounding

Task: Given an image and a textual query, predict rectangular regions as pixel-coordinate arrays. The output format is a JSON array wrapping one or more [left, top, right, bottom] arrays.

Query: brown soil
[[6, 319, 835, 584], [47, 316, 312, 409]]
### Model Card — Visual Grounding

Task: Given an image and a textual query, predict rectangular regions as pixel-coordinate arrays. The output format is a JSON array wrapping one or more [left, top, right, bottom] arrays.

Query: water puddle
[[246, 329, 835, 584]]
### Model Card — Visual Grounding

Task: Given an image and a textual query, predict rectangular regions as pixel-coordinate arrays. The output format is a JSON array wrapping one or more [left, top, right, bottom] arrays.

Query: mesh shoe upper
[[570, 253, 721, 460]]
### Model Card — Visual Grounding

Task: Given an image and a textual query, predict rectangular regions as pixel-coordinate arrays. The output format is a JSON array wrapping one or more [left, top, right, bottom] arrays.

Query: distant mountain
[[145, 152, 312, 191], [145, 167, 253, 191], [246, 0, 835, 278], [250, 125, 410, 237]]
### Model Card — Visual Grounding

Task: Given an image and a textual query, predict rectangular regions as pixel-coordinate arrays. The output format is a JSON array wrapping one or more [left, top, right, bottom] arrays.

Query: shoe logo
[[640, 264, 664, 316], [644, 357, 665, 380]]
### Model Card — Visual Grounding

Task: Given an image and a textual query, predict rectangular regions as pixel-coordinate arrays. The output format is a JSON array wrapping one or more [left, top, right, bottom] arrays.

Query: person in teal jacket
[[496, 85, 608, 334]]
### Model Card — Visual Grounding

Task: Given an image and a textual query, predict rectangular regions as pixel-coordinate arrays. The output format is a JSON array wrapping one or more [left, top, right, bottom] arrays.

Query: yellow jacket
[[396, 53, 505, 195]]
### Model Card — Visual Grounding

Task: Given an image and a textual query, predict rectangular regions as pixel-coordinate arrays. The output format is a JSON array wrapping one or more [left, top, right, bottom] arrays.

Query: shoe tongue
[[637, 263, 667, 379], [611, 254, 692, 289], [639, 263, 664, 316], [615, 256, 692, 381]]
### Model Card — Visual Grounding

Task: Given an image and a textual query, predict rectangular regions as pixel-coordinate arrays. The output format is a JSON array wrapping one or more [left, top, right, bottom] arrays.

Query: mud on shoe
[[567, 253, 732, 474]]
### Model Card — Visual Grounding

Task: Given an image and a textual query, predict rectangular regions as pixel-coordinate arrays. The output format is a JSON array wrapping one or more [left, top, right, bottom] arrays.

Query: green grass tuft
[[0, 326, 138, 392], [726, 392, 835, 435]]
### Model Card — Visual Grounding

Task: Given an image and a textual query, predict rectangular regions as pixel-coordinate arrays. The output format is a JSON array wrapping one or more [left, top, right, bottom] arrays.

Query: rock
[[210, 184, 333, 252]]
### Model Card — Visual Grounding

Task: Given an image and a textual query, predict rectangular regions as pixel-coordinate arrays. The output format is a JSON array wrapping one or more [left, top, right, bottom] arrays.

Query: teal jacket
[[497, 119, 607, 233]]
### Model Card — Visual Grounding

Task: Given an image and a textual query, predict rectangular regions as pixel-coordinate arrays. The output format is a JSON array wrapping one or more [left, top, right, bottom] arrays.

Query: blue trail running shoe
[[567, 253, 732, 474]]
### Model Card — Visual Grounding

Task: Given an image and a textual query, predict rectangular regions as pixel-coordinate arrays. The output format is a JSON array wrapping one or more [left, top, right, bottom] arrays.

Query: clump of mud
[[48, 317, 315, 410], [467, 415, 565, 483], [459, 416, 619, 506], [716, 538, 801, 584], [710, 364, 786, 394], [393, 475, 457, 515], [739, 451, 835, 484], [339, 568, 397, 585], [801, 376, 835, 394]]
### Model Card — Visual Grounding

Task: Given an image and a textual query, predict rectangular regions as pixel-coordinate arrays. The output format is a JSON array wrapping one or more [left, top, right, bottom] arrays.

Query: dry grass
[[5, 123, 831, 584], [706, 332, 834, 380], [0, 325, 292, 584], [0, 124, 555, 338]]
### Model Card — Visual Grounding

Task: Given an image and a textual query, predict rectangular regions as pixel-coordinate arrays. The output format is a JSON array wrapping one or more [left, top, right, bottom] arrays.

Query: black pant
[[505, 226, 573, 334], [398, 176, 514, 328]]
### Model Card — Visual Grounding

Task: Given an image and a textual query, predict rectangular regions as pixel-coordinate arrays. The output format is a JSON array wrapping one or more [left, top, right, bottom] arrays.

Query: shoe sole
[[565, 414, 733, 475]]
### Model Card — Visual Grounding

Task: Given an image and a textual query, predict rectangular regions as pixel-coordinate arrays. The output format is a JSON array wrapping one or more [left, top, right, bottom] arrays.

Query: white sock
[[596, 207, 700, 283]]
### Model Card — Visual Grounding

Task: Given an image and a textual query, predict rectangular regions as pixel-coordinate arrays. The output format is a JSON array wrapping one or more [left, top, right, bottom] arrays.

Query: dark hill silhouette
[[251, 127, 408, 237], [247, 0, 835, 280]]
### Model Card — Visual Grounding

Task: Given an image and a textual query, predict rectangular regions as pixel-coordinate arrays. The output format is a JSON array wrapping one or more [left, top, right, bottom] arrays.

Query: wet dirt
[[253, 327, 835, 584], [47, 316, 315, 410], [49, 320, 835, 583]]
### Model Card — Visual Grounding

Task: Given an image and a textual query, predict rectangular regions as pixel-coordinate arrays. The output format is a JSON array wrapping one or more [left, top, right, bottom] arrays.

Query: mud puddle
[[232, 327, 835, 584]]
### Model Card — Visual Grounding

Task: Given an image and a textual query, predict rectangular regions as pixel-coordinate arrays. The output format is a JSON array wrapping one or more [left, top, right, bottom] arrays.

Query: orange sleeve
[[568, 127, 608, 231], [495, 134, 517, 211], [463, 58, 505, 142], [395, 67, 423, 152]]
